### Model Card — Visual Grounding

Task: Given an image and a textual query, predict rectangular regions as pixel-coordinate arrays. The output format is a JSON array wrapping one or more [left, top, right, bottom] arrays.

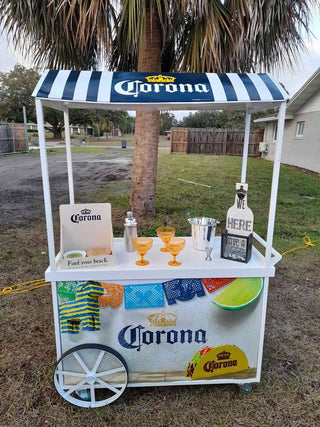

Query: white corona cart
[[33, 71, 289, 407]]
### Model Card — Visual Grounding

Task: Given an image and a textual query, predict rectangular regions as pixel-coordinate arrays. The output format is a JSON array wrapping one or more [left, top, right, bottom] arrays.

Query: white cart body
[[33, 71, 289, 401]]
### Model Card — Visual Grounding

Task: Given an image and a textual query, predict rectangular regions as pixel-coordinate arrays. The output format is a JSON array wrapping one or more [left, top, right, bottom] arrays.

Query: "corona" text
[[114, 80, 210, 98], [118, 324, 207, 352]]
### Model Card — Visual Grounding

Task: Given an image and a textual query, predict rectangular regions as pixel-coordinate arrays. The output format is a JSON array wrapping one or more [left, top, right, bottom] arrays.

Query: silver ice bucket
[[188, 217, 219, 251]]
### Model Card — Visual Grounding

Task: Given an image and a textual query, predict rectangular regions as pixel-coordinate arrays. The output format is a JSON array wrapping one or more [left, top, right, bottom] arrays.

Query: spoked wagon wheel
[[53, 344, 128, 408]]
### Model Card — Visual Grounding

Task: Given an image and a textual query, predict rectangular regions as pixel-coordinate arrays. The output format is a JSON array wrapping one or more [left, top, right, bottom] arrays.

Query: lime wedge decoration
[[213, 277, 263, 310]]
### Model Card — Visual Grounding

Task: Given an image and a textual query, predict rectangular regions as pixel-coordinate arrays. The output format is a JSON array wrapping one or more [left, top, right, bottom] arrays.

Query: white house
[[255, 68, 320, 173]]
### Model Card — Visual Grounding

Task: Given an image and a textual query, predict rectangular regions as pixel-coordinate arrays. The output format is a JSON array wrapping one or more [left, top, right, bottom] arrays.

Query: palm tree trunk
[[130, 109, 160, 217], [129, 2, 161, 218]]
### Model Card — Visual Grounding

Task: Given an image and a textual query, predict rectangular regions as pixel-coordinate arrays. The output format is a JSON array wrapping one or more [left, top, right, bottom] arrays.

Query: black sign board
[[220, 231, 253, 263]]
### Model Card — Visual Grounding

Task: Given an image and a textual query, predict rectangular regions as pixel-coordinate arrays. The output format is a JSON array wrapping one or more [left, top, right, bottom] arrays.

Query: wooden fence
[[170, 127, 264, 157]]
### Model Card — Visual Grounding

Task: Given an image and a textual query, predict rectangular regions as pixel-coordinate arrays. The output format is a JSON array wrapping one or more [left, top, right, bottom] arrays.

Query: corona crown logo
[[81, 208, 91, 215], [217, 350, 231, 360], [145, 74, 176, 83], [148, 310, 178, 327]]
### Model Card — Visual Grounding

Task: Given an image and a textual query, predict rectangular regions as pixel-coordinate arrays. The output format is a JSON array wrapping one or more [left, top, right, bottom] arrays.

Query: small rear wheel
[[53, 344, 128, 407], [239, 383, 252, 395]]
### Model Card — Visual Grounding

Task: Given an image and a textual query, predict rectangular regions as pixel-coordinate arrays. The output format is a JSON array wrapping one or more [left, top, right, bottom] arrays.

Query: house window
[[296, 121, 305, 137], [273, 124, 278, 141]]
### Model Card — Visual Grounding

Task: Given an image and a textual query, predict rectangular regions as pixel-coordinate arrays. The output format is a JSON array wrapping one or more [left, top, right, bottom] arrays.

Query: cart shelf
[[45, 236, 281, 282]]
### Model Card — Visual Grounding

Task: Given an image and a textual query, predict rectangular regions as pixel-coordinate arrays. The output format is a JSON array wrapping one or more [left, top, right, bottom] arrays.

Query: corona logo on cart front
[[203, 350, 238, 372], [70, 208, 102, 224], [185, 345, 249, 380], [118, 313, 207, 352], [114, 74, 210, 98], [147, 310, 178, 327]]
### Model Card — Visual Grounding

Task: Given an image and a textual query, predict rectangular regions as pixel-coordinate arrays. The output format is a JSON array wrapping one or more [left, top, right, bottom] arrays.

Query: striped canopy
[[33, 70, 289, 112]]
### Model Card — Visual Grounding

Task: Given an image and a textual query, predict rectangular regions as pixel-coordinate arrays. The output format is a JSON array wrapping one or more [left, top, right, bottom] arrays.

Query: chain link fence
[[0, 123, 28, 154]]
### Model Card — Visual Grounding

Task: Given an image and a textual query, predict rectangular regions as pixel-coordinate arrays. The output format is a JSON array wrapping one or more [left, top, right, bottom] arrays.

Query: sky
[[0, 9, 319, 101]]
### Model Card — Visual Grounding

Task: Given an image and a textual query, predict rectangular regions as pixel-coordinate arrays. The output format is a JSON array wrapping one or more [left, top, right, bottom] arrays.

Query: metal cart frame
[[33, 71, 288, 407]]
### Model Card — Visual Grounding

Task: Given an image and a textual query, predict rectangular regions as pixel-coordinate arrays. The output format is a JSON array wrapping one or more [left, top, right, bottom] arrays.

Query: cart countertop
[[45, 237, 281, 282]]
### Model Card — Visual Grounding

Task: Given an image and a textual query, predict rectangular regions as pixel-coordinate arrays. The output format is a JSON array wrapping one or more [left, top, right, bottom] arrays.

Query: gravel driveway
[[0, 151, 132, 228]]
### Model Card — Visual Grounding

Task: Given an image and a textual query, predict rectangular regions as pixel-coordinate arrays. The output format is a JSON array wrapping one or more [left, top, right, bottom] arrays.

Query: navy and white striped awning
[[33, 70, 289, 112]]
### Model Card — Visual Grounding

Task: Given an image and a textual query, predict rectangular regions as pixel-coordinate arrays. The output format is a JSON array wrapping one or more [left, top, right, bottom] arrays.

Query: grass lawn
[[0, 149, 319, 426], [92, 151, 320, 252]]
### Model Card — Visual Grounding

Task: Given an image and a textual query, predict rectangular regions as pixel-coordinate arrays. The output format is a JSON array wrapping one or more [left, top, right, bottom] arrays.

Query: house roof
[[254, 67, 320, 123], [286, 67, 320, 114], [32, 70, 288, 113]]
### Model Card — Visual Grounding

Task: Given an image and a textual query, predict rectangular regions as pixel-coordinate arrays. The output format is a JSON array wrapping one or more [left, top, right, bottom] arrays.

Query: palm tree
[[0, 0, 317, 217]]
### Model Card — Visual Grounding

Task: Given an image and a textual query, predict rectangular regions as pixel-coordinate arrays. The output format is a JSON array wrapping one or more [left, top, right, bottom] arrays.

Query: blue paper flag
[[124, 283, 164, 309], [162, 278, 205, 305]]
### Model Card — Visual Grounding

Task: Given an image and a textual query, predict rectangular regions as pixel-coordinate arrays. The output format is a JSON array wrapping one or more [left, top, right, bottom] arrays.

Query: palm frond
[[0, 0, 116, 69], [0, 0, 317, 72]]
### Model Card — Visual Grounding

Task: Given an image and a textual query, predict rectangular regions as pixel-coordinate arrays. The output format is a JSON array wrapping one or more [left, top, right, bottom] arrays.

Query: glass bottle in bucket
[[124, 211, 137, 252]]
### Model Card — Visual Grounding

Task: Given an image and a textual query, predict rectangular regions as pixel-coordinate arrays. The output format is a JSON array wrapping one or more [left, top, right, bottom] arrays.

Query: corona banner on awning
[[33, 70, 289, 112]]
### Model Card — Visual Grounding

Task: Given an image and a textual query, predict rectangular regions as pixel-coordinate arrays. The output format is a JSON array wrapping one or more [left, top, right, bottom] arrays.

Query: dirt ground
[[0, 151, 132, 228]]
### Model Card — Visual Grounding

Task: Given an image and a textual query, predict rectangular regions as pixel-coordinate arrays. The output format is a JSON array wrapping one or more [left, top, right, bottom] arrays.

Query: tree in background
[[0, 65, 65, 137], [0, 65, 134, 139], [178, 110, 278, 130], [69, 109, 94, 137], [0, 65, 63, 137], [0, 0, 317, 217], [180, 111, 225, 129], [125, 115, 135, 135], [42, 107, 63, 139], [160, 112, 177, 135], [0, 64, 39, 122]]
